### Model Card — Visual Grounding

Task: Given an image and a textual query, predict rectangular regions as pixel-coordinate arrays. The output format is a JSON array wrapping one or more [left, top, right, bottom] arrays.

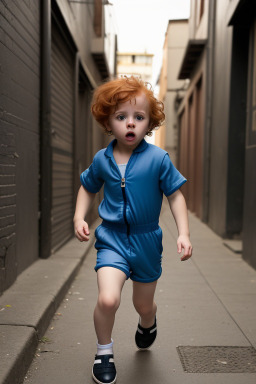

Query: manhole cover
[[177, 346, 256, 373]]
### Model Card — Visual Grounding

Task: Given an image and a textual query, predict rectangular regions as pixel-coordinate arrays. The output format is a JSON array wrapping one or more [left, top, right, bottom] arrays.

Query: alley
[[1, 1, 256, 383], [23, 199, 256, 384]]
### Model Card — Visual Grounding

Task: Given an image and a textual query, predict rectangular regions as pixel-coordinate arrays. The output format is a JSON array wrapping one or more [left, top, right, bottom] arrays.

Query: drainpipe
[[40, 0, 52, 258], [202, 0, 216, 223]]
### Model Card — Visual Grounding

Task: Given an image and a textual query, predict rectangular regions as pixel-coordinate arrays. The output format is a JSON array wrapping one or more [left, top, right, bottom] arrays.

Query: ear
[[148, 121, 154, 132], [105, 121, 113, 136], [105, 122, 112, 133]]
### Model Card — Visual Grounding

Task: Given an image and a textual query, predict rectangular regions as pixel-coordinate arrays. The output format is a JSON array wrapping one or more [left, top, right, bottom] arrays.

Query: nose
[[127, 117, 135, 128]]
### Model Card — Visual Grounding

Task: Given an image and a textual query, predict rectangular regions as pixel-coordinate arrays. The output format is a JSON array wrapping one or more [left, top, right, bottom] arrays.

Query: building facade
[[156, 19, 189, 166], [117, 52, 153, 82], [177, 0, 256, 268], [0, 0, 117, 294]]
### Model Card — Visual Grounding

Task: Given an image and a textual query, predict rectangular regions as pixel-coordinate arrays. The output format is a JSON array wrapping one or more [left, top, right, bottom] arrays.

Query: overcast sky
[[109, 0, 191, 84]]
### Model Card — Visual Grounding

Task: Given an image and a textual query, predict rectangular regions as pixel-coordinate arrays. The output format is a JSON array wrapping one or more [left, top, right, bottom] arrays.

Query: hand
[[74, 219, 90, 242], [177, 235, 192, 261]]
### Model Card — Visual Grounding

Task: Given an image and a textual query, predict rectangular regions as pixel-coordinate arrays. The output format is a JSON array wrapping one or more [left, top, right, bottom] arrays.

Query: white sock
[[96, 339, 114, 356]]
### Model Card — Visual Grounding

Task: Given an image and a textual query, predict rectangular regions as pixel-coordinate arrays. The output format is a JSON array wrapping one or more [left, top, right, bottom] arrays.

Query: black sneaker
[[92, 354, 117, 384], [135, 317, 157, 350]]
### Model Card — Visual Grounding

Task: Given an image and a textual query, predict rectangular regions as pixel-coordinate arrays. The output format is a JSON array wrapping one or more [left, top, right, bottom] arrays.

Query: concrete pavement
[[0, 221, 99, 384], [1, 199, 256, 383]]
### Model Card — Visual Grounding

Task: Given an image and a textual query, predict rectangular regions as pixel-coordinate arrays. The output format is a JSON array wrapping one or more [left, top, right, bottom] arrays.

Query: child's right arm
[[73, 185, 96, 242]]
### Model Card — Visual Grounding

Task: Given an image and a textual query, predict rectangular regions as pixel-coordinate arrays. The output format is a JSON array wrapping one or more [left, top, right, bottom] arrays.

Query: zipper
[[121, 177, 130, 236], [111, 154, 133, 237]]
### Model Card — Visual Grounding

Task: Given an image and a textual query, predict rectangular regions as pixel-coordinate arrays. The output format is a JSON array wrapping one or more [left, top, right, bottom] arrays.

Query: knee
[[133, 300, 155, 318], [98, 293, 120, 314]]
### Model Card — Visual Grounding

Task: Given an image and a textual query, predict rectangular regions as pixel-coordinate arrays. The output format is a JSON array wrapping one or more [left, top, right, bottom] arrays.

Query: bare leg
[[132, 280, 158, 328], [94, 267, 127, 345]]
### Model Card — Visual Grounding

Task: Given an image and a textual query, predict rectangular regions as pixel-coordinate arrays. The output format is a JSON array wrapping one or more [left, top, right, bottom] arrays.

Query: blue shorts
[[94, 221, 163, 283]]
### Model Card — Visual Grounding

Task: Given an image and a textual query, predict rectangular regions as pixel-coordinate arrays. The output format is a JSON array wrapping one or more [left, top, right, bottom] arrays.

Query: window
[[196, 0, 205, 26], [117, 55, 132, 64], [135, 55, 153, 65], [94, 0, 102, 37], [199, 0, 205, 21]]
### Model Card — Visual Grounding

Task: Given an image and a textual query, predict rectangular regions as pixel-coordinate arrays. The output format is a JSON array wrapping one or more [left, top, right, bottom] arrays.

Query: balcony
[[91, 36, 110, 80], [178, 39, 207, 80]]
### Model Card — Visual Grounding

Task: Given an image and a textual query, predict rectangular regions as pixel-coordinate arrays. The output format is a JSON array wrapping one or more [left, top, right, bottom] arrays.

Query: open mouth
[[126, 132, 135, 138]]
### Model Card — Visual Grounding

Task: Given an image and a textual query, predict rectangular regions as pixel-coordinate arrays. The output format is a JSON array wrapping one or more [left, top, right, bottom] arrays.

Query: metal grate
[[177, 346, 256, 373]]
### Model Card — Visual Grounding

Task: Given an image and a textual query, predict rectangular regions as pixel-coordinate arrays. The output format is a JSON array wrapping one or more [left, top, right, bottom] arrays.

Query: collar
[[104, 139, 148, 158]]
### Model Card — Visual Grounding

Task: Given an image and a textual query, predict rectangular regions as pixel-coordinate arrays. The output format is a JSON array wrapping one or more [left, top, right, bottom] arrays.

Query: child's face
[[106, 92, 151, 150]]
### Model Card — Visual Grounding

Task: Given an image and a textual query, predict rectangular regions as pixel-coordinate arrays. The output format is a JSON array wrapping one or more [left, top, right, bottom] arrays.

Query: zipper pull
[[121, 178, 125, 187]]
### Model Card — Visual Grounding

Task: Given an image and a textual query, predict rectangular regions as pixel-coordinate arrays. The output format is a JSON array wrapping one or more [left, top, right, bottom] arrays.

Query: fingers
[[180, 244, 193, 261], [75, 221, 90, 242], [181, 251, 192, 261], [177, 238, 192, 261]]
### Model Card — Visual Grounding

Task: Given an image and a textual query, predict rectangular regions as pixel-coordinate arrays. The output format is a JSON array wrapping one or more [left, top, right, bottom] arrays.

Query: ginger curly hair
[[91, 76, 165, 136]]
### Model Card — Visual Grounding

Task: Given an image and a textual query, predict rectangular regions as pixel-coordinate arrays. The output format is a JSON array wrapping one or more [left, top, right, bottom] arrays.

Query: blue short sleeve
[[80, 156, 104, 193], [159, 153, 186, 196]]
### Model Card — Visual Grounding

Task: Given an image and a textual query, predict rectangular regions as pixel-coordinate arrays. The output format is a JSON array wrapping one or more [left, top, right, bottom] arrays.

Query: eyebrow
[[114, 110, 146, 115]]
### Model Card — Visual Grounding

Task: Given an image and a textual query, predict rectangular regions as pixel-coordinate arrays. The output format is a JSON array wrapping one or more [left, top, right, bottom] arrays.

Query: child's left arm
[[167, 190, 192, 261]]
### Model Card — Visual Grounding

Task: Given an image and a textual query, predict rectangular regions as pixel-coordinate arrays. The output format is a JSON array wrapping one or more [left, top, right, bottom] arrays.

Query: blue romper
[[80, 139, 186, 283]]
